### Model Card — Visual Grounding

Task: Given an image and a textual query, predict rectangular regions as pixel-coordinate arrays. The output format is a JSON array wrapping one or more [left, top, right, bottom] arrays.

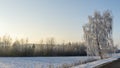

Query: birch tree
[[83, 10, 114, 59]]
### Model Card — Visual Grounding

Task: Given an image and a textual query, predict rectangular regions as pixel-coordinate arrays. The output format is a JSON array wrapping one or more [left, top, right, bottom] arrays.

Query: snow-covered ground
[[0, 54, 119, 68], [72, 53, 120, 68], [0, 56, 99, 68]]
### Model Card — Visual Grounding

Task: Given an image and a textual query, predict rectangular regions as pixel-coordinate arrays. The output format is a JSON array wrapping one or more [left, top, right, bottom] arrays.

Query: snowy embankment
[[72, 53, 120, 68], [71, 57, 117, 68]]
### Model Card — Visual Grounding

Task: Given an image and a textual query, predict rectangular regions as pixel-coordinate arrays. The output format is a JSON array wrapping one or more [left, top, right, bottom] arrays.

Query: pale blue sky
[[0, 0, 119, 44]]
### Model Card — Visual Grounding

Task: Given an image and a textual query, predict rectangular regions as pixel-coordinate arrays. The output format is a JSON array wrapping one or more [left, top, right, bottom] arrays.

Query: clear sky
[[0, 0, 119, 44]]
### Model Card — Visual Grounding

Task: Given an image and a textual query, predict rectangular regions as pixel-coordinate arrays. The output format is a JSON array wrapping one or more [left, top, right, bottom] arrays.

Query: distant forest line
[[0, 35, 87, 57]]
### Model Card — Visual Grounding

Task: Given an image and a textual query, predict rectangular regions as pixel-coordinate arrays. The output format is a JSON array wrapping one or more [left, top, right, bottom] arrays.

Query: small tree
[[2, 35, 12, 46], [46, 37, 55, 45]]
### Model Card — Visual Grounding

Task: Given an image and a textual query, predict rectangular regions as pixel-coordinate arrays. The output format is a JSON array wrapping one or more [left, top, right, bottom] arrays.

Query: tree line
[[0, 35, 87, 57]]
